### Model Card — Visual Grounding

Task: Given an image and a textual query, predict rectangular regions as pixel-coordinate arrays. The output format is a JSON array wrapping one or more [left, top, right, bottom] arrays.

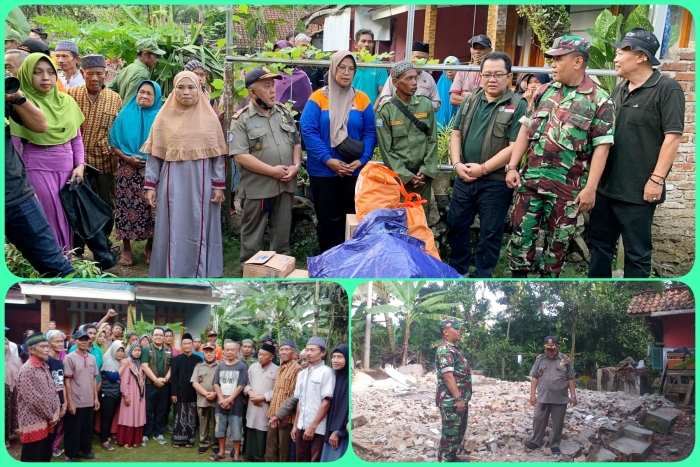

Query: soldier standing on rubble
[[526, 336, 576, 455], [435, 318, 473, 462]]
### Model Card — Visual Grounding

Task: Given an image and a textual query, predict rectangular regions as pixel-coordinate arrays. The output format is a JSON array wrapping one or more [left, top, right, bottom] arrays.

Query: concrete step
[[608, 436, 654, 462], [644, 408, 681, 435], [622, 425, 654, 443]]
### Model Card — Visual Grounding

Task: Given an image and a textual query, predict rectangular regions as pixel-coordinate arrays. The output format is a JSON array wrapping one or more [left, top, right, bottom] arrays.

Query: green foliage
[[437, 115, 456, 165], [175, 6, 200, 24], [128, 309, 186, 338], [5, 7, 31, 39], [516, 5, 572, 51], [4, 243, 115, 278]]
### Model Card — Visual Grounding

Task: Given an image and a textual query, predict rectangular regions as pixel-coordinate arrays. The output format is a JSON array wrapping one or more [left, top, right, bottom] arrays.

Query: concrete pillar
[[40, 296, 51, 333], [423, 5, 438, 60], [486, 5, 508, 52]]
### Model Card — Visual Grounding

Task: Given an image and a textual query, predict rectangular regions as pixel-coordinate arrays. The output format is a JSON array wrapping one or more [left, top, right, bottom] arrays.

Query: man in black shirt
[[5, 55, 75, 277], [588, 29, 685, 278]]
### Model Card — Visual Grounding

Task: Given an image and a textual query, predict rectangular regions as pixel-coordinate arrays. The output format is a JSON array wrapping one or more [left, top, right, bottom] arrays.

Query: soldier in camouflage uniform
[[435, 318, 473, 462], [526, 336, 576, 455], [505, 36, 616, 278]]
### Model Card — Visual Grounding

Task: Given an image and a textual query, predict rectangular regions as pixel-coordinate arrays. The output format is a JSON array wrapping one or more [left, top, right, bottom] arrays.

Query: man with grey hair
[[295, 34, 324, 91], [229, 66, 302, 263], [291, 336, 335, 461], [5, 48, 29, 76]]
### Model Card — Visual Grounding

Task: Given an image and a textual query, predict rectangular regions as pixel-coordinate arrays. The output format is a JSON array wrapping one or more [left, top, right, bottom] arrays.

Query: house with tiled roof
[[5, 281, 221, 347], [230, 5, 322, 53]]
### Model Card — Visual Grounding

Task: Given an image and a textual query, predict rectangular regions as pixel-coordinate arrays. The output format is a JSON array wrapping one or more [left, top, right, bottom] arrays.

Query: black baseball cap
[[73, 329, 90, 340], [19, 39, 51, 56], [469, 34, 492, 48], [612, 28, 660, 66], [245, 66, 282, 88]]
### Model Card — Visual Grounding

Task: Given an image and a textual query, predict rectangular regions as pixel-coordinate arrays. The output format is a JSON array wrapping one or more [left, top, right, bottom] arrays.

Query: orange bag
[[355, 162, 402, 221], [399, 187, 441, 261]]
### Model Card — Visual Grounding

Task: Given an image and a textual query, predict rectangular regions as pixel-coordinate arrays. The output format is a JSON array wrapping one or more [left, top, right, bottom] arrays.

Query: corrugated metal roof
[[55, 281, 136, 291], [626, 286, 694, 315]]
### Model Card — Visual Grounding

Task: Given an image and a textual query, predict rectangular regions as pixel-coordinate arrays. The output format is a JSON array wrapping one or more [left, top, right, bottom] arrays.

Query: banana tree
[[367, 281, 458, 366]]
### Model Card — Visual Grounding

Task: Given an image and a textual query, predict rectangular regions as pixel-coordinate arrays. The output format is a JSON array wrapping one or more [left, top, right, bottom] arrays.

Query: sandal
[[185, 444, 193, 448], [209, 453, 224, 461], [118, 256, 134, 267], [172, 444, 180, 448], [110, 245, 122, 256], [124, 445, 132, 450], [101, 443, 116, 451]]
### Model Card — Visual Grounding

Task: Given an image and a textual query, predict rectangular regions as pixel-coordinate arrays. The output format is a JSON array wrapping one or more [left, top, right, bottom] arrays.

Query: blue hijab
[[436, 56, 460, 129], [109, 80, 163, 159]]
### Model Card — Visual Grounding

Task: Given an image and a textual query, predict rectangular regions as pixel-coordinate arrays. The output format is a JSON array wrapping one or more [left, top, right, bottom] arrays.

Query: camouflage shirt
[[520, 75, 615, 199], [529, 352, 575, 404], [435, 339, 472, 406]]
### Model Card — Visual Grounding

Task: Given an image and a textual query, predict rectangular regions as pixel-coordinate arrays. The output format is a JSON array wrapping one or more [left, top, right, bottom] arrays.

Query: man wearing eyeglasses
[[67, 54, 123, 258], [505, 36, 615, 278], [447, 51, 527, 278]]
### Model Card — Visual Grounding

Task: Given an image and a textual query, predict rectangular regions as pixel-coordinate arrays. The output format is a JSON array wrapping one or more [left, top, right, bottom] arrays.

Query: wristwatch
[[505, 164, 517, 172], [295, 164, 302, 170], [455, 395, 464, 401], [10, 95, 27, 106]]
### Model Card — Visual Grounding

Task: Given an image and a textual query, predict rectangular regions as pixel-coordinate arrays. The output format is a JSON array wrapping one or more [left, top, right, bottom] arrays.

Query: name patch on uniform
[[247, 123, 260, 130], [414, 112, 428, 118], [376, 117, 384, 128], [390, 120, 404, 126], [227, 131, 234, 143]]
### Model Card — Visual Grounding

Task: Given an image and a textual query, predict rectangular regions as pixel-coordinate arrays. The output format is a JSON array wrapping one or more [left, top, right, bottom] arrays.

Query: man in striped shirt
[[265, 339, 302, 461]]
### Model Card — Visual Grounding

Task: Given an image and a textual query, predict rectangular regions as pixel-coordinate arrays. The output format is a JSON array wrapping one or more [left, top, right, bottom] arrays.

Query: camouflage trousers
[[438, 402, 468, 462], [507, 181, 578, 277]]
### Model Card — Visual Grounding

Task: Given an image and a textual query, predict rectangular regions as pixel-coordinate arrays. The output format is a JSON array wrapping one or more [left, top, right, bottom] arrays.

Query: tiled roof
[[626, 286, 694, 315], [232, 6, 321, 51]]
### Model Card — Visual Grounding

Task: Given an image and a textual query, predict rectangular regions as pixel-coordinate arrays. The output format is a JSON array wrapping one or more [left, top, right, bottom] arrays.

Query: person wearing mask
[[351, 29, 387, 105], [436, 56, 460, 128], [117, 343, 146, 449], [300, 50, 377, 253], [54, 40, 84, 89], [170, 333, 203, 448], [140, 327, 172, 445], [108, 38, 165, 103], [450, 35, 492, 106], [191, 342, 219, 453], [244, 343, 279, 461], [377, 41, 441, 111], [99, 340, 127, 451], [45, 330, 67, 458], [320, 344, 349, 461]]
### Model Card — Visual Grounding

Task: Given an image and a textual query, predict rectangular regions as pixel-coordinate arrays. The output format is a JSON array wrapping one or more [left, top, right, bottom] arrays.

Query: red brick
[[675, 72, 696, 81], [684, 114, 695, 123], [687, 156, 696, 163], [680, 52, 695, 61], [691, 62, 695, 72], [686, 93, 696, 102], [666, 173, 685, 181], [684, 125, 695, 133], [662, 62, 688, 71], [675, 163, 694, 171], [678, 82, 690, 91]]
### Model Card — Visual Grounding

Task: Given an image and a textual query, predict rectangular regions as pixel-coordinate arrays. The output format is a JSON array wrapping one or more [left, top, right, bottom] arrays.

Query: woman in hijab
[[300, 51, 376, 252], [515, 72, 531, 95], [436, 56, 460, 129], [97, 340, 126, 451], [523, 72, 552, 105], [184, 60, 220, 115], [117, 343, 146, 449], [320, 344, 349, 461], [139, 334, 151, 348], [142, 70, 228, 278], [95, 328, 108, 353], [110, 80, 162, 267], [10, 53, 86, 253], [273, 40, 313, 113], [5, 338, 22, 449]]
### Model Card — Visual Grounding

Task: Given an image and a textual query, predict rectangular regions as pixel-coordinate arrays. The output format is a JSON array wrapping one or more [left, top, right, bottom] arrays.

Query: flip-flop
[[209, 453, 224, 461], [185, 444, 193, 448], [101, 443, 116, 451], [172, 444, 180, 448], [110, 245, 122, 256]]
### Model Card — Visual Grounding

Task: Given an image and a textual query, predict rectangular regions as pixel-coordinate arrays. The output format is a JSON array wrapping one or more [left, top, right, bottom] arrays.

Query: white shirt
[[378, 70, 441, 111], [293, 361, 335, 435], [9, 340, 18, 357], [58, 70, 85, 89], [244, 361, 278, 431]]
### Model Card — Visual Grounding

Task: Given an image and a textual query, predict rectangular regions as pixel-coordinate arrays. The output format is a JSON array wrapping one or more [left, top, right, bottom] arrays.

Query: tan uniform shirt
[[529, 352, 575, 404], [190, 360, 219, 408], [229, 103, 300, 199]]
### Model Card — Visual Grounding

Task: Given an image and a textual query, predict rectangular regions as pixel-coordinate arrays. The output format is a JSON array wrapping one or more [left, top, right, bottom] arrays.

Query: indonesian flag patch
[[504, 105, 515, 113]]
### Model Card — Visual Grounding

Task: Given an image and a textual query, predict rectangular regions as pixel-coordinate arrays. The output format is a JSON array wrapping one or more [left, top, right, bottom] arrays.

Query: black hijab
[[325, 344, 349, 442]]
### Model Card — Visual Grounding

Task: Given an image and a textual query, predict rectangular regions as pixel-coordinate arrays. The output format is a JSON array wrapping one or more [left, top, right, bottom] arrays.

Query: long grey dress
[[145, 155, 226, 277]]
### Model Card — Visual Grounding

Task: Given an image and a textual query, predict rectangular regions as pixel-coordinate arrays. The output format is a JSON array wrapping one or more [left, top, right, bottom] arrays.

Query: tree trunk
[[570, 318, 577, 365], [385, 313, 394, 351], [313, 281, 320, 336], [401, 320, 411, 367], [37, 6, 45, 16], [364, 282, 372, 369], [198, 5, 205, 24]]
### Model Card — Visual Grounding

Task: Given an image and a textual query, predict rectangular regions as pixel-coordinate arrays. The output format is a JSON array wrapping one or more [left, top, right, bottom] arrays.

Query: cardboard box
[[345, 213, 359, 240], [243, 251, 296, 278], [287, 269, 309, 278]]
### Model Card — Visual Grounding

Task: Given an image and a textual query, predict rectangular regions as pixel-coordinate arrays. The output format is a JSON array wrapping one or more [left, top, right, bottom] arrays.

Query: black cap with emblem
[[245, 66, 283, 88], [612, 28, 661, 66]]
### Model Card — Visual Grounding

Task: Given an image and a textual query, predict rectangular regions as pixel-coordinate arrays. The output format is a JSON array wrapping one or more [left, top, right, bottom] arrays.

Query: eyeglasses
[[481, 73, 509, 80], [337, 65, 356, 74]]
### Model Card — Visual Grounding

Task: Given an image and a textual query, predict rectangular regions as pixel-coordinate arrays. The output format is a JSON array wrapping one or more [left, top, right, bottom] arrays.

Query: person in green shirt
[[351, 28, 387, 105], [375, 61, 438, 215], [107, 38, 165, 103]]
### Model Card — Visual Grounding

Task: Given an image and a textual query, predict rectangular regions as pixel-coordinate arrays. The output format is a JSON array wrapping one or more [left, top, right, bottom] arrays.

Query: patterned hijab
[[127, 342, 145, 398], [109, 80, 163, 159], [10, 53, 85, 145]]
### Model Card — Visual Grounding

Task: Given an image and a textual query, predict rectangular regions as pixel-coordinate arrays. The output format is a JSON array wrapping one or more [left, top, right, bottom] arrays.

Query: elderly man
[[377, 41, 441, 111], [435, 318, 473, 462], [16, 332, 62, 462], [261, 335, 281, 365], [54, 40, 84, 89], [588, 28, 685, 278], [67, 54, 123, 259], [240, 339, 258, 367], [192, 342, 220, 453], [295, 33, 325, 91], [506, 36, 615, 278], [244, 343, 279, 461], [450, 35, 493, 106], [5, 29, 21, 51], [351, 28, 387, 105], [266, 338, 302, 462], [141, 326, 172, 445], [63, 329, 100, 461], [291, 336, 335, 462], [230, 66, 302, 263], [107, 38, 165, 103], [5, 48, 28, 76], [171, 333, 203, 447], [526, 336, 576, 454], [447, 51, 527, 278], [212, 340, 249, 462], [46, 330, 67, 458], [376, 60, 438, 215]]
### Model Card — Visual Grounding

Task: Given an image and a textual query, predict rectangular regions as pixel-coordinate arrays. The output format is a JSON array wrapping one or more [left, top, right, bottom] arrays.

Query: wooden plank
[[683, 379, 694, 405], [680, 8, 692, 48]]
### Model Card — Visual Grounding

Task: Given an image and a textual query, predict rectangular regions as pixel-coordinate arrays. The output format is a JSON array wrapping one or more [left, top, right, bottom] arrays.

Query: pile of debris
[[352, 371, 694, 462]]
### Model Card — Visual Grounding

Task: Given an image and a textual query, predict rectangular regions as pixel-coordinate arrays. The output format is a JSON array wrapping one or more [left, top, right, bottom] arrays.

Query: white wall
[[569, 5, 611, 41]]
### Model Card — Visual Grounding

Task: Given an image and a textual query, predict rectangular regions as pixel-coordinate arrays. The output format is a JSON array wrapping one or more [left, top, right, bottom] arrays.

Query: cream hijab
[[323, 51, 357, 148], [141, 71, 228, 162]]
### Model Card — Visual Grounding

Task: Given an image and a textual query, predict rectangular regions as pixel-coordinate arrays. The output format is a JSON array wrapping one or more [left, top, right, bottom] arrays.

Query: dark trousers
[[265, 424, 293, 462], [5, 196, 75, 277], [144, 383, 170, 437], [588, 192, 657, 278], [295, 429, 324, 462], [64, 406, 94, 459], [310, 175, 357, 253], [447, 178, 513, 277], [21, 430, 56, 462], [100, 393, 119, 443], [73, 172, 116, 253]]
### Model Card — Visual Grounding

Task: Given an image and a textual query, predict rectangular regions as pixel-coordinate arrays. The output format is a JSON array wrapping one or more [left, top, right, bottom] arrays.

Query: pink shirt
[[63, 351, 98, 408], [449, 71, 481, 94]]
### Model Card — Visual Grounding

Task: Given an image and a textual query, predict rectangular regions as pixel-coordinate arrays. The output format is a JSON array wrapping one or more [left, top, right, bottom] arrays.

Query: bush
[[4, 243, 116, 278]]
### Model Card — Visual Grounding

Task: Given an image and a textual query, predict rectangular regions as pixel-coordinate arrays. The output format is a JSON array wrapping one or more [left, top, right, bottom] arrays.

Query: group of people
[[435, 318, 576, 461], [5, 312, 349, 463], [5, 25, 684, 278]]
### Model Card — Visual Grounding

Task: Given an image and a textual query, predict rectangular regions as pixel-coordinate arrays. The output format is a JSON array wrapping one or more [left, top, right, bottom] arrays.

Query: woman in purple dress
[[10, 53, 85, 252]]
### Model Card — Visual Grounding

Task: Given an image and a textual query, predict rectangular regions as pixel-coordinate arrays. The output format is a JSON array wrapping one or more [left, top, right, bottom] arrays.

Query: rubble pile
[[352, 372, 690, 462]]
